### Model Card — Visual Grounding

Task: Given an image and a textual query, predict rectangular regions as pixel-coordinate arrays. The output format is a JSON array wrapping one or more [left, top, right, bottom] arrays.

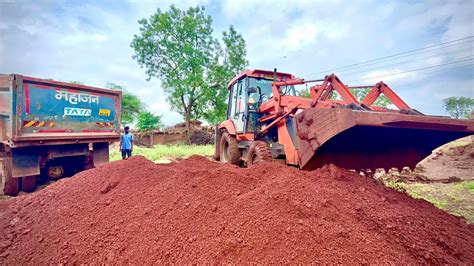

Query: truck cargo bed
[[0, 74, 122, 146]]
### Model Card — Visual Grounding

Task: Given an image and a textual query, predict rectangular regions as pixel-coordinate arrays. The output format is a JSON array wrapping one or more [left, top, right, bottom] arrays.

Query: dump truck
[[0, 74, 122, 196], [215, 69, 474, 170]]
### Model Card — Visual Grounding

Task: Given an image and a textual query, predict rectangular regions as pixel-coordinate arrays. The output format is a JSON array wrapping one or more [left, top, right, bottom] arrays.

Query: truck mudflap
[[295, 108, 474, 171], [0, 157, 19, 196]]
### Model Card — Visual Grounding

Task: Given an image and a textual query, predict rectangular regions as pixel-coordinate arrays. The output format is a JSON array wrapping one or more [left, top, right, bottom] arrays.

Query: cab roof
[[227, 69, 294, 89]]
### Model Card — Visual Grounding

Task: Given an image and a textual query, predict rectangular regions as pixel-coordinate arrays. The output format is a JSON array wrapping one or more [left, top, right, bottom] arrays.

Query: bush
[[189, 130, 214, 145]]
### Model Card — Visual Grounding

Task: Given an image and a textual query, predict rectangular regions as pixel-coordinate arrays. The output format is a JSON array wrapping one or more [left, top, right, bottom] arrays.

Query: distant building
[[168, 120, 203, 132]]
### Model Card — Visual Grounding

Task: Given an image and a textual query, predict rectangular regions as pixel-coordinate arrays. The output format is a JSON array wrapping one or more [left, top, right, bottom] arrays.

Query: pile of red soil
[[417, 138, 474, 181], [1, 156, 473, 264]]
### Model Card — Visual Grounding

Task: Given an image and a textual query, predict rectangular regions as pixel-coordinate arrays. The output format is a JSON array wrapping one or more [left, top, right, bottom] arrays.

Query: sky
[[0, 0, 473, 126]]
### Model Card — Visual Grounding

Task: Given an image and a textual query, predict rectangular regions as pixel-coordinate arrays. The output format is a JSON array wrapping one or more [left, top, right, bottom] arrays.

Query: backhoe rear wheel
[[219, 132, 240, 165], [247, 141, 272, 167]]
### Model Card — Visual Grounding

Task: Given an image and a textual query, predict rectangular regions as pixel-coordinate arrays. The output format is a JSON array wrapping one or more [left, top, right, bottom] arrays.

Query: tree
[[202, 26, 248, 124], [69, 80, 84, 85], [350, 88, 391, 107], [298, 88, 311, 98], [106, 82, 144, 124], [131, 5, 248, 129], [443, 96, 474, 119], [137, 111, 164, 131], [297, 87, 391, 107]]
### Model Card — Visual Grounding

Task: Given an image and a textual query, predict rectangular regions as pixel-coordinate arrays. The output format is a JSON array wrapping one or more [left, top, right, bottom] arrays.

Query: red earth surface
[[0, 156, 473, 264]]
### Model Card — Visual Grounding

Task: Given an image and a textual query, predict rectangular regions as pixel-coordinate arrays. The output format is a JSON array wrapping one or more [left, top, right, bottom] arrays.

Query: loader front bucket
[[295, 108, 474, 171]]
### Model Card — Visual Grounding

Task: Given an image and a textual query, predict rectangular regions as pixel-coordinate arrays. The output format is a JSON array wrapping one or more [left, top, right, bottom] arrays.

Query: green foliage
[[453, 180, 474, 193], [298, 89, 311, 98], [109, 144, 214, 161], [442, 96, 474, 119], [385, 180, 406, 192], [465, 181, 474, 191], [106, 82, 144, 124], [349, 88, 391, 107], [131, 5, 248, 128], [399, 181, 474, 223], [68, 80, 84, 85], [137, 111, 164, 131], [202, 25, 248, 124], [408, 191, 448, 209], [297, 87, 391, 107]]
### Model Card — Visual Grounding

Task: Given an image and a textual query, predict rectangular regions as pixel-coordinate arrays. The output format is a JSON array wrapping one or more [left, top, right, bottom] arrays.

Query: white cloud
[[282, 22, 319, 51], [61, 33, 109, 44], [384, 40, 394, 49], [149, 102, 170, 113], [361, 69, 417, 84], [136, 88, 155, 98], [104, 65, 145, 82]]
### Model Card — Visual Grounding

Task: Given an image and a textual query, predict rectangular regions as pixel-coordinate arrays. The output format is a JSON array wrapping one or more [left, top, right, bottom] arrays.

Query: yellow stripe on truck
[[36, 121, 45, 127], [25, 121, 36, 127]]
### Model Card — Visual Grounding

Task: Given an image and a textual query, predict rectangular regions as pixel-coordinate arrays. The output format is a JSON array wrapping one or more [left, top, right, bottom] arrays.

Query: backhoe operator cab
[[215, 69, 295, 165], [226, 70, 295, 134]]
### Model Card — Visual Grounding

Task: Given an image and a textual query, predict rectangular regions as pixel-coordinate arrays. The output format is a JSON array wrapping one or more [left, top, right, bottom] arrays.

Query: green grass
[[385, 180, 406, 192], [407, 189, 449, 209], [463, 181, 474, 191], [110, 144, 214, 162], [388, 181, 474, 223]]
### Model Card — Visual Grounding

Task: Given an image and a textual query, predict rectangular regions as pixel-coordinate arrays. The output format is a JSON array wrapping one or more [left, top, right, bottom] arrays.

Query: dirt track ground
[[1, 154, 474, 263], [1, 138, 473, 263]]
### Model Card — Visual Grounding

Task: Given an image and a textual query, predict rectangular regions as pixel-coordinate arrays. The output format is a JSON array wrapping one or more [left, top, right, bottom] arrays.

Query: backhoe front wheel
[[247, 141, 272, 167], [219, 132, 240, 165]]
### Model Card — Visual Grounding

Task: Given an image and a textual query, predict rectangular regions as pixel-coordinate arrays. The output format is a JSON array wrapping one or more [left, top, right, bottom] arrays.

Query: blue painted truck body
[[0, 74, 122, 196]]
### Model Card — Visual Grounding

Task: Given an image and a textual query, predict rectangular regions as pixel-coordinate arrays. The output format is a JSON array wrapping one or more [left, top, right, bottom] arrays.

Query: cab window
[[228, 82, 237, 118], [234, 80, 247, 117], [247, 77, 297, 101]]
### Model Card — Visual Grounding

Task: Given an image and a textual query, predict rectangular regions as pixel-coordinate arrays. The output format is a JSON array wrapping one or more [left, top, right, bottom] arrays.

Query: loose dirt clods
[[0, 155, 473, 264]]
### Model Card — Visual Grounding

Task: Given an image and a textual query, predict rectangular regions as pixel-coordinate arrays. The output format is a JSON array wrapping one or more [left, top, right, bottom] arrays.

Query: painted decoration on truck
[[55, 90, 100, 105], [21, 83, 119, 134], [98, 109, 111, 116], [64, 107, 92, 116]]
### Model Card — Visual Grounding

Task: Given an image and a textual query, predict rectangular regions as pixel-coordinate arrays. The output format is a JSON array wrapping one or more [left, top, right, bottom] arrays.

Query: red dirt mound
[[418, 139, 474, 181], [0, 156, 473, 264]]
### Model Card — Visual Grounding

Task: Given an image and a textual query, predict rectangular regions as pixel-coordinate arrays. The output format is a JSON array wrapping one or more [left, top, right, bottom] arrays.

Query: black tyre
[[21, 176, 36, 193], [4, 177, 20, 196], [247, 141, 272, 167], [47, 165, 65, 180], [219, 132, 240, 165]]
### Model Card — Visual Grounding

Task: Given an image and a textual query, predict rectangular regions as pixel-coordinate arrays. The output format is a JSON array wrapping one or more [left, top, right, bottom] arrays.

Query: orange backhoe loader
[[214, 69, 474, 170]]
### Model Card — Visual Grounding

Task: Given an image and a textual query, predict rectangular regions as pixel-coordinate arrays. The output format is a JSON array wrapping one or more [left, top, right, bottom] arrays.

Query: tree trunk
[[185, 107, 191, 132]]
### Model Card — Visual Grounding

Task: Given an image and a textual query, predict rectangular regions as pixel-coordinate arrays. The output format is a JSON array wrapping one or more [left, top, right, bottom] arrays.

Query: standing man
[[120, 126, 134, 160]]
